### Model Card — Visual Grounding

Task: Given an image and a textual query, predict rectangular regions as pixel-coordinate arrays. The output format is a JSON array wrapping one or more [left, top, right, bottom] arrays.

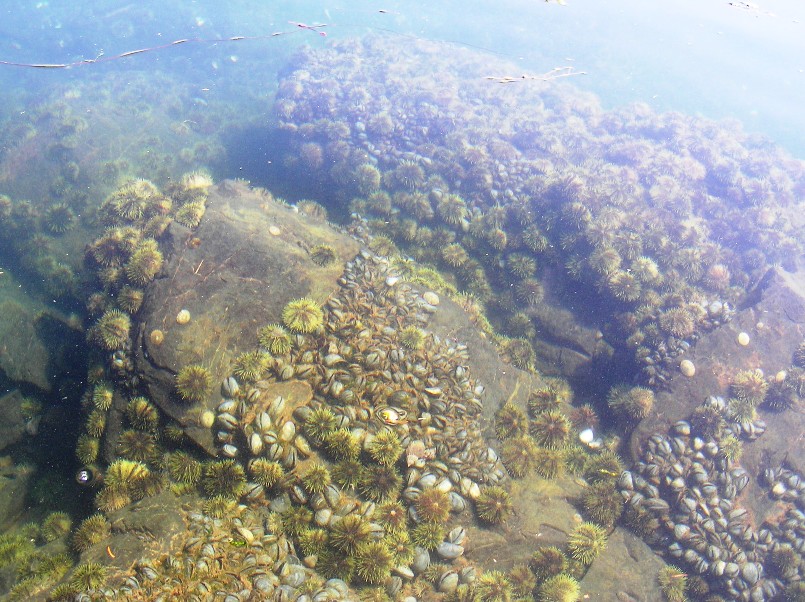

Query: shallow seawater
[[0, 1, 803, 601]]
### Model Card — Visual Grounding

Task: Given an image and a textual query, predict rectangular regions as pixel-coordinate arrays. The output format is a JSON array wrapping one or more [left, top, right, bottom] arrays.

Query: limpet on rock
[[679, 359, 695, 377], [737, 332, 750, 346], [149, 329, 164, 346], [176, 309, 191, 325], [199, 410, 215, 429], [268, 225, 281, 236]]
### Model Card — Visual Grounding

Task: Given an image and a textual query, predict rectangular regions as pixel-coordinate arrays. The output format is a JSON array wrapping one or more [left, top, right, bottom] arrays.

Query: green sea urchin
[[71, 514, 110, 552], [69, 562, 108, 592], [494, 402, 529, 440], [414, 487, 453, 524], [176, 364, 213, 403], [658, 307, 696, 338], [580, 481, 623, 528], [475, 485, 513, 524], [607, 385, 654, 421], [116, 429, 158, 463], [533, 446, 565, 479], [166, 451, 203, 485], [530, 410, 571, 449], [501, 435, 538, 478], [329, 514, 373, 555], [202, 459, 247, 498], [258, 323, 293, 355], [126, 396, 159, 430], [75, 435, 100, 465], [657, 565, 687, 602], [529, 546, 567, 581], [357, 464, 402, 502], [282, 297, 324, 333], [93, 309, 130, 350], [566, 521, 607, 565], [476, 570, 514, 602], [367, 428, 403, 466], [300, 462, 332, 495], [248, 458, 284, 488], [731, 369, 768, 405], [353, 540, 395, 585], [231, 350, 271, 382], [411, 522, 446, 550], [536, 573, 580, 602], [310, 244, 337, 266], [125, 238, 163, 285], [303, 406, 340, 445], [41, 512, 72, 543], [399, 325, 426, 350]]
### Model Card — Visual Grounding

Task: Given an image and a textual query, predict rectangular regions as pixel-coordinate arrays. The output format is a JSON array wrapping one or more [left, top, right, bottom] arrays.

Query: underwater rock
[[461, 476, 584, 570], [0, 390, 33, 452], [580, 528, 667, 601], [0, 292, 68, 394], [631, 266, 805, 524], [0, 460, 35, 530], [133, 180, 360, 454]]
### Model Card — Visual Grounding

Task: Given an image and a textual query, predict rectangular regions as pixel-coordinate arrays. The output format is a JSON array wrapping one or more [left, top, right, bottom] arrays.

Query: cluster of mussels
[[619, 396, 802, 601], [198, 248, 513, 597], [271, 35, 805, 388], [100, 503, 356, 601]]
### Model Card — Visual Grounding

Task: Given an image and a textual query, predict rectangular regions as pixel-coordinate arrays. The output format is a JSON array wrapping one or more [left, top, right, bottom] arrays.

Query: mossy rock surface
[[134, 180, 359, 453], [463, 475, 584, 570]]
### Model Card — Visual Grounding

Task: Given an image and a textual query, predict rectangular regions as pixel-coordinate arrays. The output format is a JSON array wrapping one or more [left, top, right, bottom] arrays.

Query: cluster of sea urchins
[[73, 174, 213, 498], [619, 395, 802, 600], [271, 34, 804, 388]]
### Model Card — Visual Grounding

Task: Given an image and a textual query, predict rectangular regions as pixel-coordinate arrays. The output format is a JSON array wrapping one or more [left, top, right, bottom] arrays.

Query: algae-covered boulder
[[134, 180, 360, 453]]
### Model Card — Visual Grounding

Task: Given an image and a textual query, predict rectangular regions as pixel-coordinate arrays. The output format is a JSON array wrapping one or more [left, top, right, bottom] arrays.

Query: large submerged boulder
[[133, 180, 361, 453]]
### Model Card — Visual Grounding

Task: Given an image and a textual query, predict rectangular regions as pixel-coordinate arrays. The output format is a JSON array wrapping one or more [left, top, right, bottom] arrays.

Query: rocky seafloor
[[0, 29, 804, 602], [0, 177, 802, 601]]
